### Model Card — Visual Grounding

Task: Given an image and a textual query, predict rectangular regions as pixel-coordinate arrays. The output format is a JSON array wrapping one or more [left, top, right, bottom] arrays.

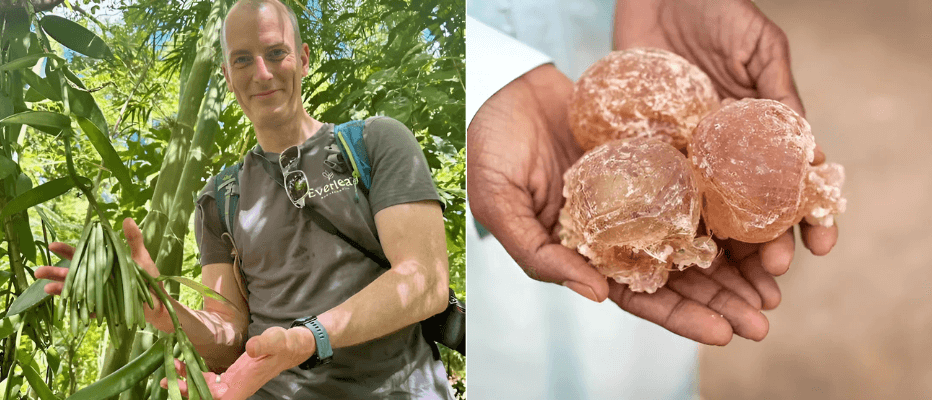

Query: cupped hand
[[614, 0, 839, 274], [161, 326, 315, 399], [467, 63, 788, 344], [468, 64, 609, 303], [35, 218, 169, 322]]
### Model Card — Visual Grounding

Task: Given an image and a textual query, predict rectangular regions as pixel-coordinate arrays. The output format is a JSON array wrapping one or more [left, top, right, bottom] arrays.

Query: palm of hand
[[468, 65, 772, 344]]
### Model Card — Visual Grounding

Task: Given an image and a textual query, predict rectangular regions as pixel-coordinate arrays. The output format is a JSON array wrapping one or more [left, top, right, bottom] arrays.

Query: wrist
[[291, 327, 317, 364], [291, 316, 332, 369]]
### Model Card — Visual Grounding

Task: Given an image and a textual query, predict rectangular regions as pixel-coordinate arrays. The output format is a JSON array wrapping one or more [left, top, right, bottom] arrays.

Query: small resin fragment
[[560, 138, 717, 293], [689, 98, 847, 243], [569, 48, 720, 152]]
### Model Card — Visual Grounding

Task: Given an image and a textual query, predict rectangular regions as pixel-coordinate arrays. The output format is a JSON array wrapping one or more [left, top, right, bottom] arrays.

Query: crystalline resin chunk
[[560, 138, 717, 293], [569, 48, 720, 152], [689, 98, 847, 243]]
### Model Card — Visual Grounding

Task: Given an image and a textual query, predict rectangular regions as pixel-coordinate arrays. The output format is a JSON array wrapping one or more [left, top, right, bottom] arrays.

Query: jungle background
[[0, 0, 465, 398]]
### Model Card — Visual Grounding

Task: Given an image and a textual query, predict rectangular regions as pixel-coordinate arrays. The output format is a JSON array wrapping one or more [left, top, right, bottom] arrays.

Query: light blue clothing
[[467, 4, 701, 399]]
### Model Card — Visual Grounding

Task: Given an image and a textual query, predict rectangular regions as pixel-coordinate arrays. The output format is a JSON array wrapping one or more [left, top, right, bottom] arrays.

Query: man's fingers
[[748, 23, 806, 118], [122, 218, 159, 278], [811, 143, 826, 166], [247, 326, 287, 358], [527, 243, 609, 303], [48, 242, 75, 260], [42, 281, 64, 295], [609, 281, 734, 346], [174, 358, 187, 379], [800, 220, 838, 256], [718, 239, 758, 264], [704, 262, 762, 310], [474, 193, 608, 302], [35, 266, 68, 281], [665, 270, 769, 341], [759, 228, 795, 276], [737, 253, 782, 310]]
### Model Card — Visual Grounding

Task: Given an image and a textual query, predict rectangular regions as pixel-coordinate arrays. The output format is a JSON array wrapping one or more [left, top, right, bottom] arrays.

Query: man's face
[[222, 3, 308, 127]]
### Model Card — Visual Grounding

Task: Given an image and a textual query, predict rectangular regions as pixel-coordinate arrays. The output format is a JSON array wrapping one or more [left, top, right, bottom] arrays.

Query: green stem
[[64, 131, 111, 230]]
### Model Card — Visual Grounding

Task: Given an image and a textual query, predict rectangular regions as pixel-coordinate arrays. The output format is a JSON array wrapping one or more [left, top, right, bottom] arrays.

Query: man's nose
[[253, 56, 274, 81]]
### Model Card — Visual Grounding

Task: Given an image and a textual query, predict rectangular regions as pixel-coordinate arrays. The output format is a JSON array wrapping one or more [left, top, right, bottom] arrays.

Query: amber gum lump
[[559, 138, 717, 293], [689, 98, 847, 243], [568, 48, 720, 152]]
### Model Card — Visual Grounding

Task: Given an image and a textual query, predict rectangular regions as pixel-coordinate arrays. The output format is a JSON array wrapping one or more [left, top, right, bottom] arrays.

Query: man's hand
[[35, 218, 170, 323], [160, 326, 315, 399], [614, 0, 839, 275]]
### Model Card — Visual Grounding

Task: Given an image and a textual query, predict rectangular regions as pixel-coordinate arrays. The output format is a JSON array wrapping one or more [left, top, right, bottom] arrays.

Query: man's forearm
[[316, 258, 449, 349], [150, 292, 248, 372]]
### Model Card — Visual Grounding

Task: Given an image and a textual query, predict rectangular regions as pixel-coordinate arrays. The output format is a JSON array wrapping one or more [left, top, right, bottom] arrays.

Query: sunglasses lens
[[280, 146, 300, 171], [285, 171, 309, 207]]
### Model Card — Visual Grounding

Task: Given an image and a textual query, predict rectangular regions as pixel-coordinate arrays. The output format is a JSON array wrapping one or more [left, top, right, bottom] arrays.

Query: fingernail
[[563, 281, 598, 302]]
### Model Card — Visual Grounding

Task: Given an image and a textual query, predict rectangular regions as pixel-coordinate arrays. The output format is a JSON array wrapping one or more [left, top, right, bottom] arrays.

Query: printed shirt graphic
[[194, 117, 449, 399]]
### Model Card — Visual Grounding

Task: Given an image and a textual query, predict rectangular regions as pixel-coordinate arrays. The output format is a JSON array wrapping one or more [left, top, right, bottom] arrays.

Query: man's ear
[[221, 63, 233, 92], [301, 42, 310, 76]]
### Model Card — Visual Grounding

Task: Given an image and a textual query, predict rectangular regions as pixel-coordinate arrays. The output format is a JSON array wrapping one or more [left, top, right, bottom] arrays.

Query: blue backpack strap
[[214, 162, 242, 235], [334, 120, 372, 198]]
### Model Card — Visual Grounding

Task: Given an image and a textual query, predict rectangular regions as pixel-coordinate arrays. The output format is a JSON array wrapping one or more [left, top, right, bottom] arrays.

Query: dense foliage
[[0, 0, 465, 398]]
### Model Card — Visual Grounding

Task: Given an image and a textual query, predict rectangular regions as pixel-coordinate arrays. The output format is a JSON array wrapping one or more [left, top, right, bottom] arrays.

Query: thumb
[[495, 216, 609, 302], [748, 23, 806, 118], [245, 332, 279, 358], [122, 217, 159, 278], [471, 188, 609, 302]]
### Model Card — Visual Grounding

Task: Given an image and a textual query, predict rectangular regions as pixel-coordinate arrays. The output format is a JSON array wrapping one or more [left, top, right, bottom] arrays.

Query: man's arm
[[147, 262, 250, 372], [315, 199, 449, 348], [121, 218, 250, 372], [258, 199, 449, 357]]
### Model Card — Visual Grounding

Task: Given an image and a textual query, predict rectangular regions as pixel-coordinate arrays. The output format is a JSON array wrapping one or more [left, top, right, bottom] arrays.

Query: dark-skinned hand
[[613, 0, 839, 319], [470, 64, 770, 344]]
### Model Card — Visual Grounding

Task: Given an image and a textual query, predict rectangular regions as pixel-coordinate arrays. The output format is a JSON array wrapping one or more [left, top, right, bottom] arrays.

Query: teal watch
[[290, 316, 333, 369]]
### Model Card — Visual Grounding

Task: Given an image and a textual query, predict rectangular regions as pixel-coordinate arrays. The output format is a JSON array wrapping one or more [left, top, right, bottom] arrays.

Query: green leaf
[[76, 116, 132, 190], [0, 110, 70, 132], [68, 86, 109, 137], [0, 91, 13, 119], [0, 315, 21, 340], [39, 15, 114, 60], [15, 173, 33, 196], [21, 69, 62, 102], [20, 358, 57, 400], [1, 177, 79, 220], [0, 53, 62, 71], [12, 217, 35, 265], [0, 155, 15, 180], [63, 67, 88, 90], [46, 348, 61, 376], [24, 87, 47, 102], [0, 271, 11, 287], [0, 375, 23, 400], [6, 279, 51, 318], [156, 275, 237, 310]]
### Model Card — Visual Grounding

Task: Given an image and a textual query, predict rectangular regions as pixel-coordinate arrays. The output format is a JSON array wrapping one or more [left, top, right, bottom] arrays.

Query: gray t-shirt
[[194, 117, 452, 399]]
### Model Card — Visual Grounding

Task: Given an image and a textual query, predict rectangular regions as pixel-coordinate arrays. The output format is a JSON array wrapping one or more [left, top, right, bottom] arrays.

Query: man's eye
[[270, 49, 287, 58], [234, 56, 251, 65]]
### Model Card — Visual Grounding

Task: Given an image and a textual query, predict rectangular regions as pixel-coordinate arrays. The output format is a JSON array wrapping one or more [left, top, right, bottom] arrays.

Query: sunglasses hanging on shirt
[[280, 145, 310, 208]]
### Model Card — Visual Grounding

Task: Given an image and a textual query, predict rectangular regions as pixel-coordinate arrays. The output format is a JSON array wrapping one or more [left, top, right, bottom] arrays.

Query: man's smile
[[253, 89, 280, 99]]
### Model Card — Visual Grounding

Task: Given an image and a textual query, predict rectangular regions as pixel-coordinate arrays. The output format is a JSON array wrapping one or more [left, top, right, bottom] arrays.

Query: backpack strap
[[333, 120, 372, 202], [214, 162, 242, 234], [212, 162, 250, 304]]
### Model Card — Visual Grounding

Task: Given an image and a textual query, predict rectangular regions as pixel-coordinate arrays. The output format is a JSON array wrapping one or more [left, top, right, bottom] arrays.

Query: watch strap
[[293, 316, 333, 369]]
